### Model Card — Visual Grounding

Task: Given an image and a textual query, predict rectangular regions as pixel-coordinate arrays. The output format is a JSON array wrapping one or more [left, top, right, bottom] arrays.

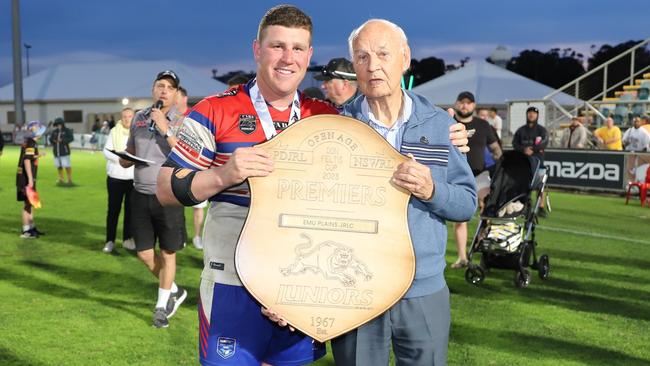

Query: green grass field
[[0, 145, 649, 365]]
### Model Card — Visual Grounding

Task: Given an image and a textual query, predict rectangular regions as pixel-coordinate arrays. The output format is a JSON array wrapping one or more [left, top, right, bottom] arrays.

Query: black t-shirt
[[16, 138, 38, 188], [460, 117, 497, 176]]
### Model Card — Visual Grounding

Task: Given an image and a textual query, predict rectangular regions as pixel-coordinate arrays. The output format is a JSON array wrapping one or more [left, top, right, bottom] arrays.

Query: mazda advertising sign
[[544, 150, 626, 190]]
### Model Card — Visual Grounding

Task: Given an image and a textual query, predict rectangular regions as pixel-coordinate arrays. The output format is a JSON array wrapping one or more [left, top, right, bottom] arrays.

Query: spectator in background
[[102, 107, 136, 253], [92, 117, 101, 133], [97, 121, 111, 150], [487, 107, 503, 138], [315, 57, 359, 109], [560, 117, 589, 149], [176, 86, 207, 250], [50, 118, 74, 185], [594, 117, 622, 150], [302, 86, 326, 100], [451, 94, 501, 269], [90, 117, 101, 153], [641, 115, 650, 135], [227, 74, 250, 88], [513, 106, 549, 216], [17, 121, 46, 238], [478, 108, 500, 177], [622, 116, 650, 152]]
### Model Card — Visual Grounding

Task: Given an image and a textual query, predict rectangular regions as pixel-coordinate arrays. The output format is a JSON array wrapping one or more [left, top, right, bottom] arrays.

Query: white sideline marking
[[537, 225, 649, 245]]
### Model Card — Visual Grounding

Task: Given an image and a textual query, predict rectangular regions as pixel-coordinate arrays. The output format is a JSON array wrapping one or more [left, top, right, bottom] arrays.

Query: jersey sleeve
[[166, 98, 218, 171]]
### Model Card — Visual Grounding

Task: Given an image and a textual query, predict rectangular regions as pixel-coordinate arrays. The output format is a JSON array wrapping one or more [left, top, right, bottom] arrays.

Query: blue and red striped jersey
[[167, 82, 338, 206]]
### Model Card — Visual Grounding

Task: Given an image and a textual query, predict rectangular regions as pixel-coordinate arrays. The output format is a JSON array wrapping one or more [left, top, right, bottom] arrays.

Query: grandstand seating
[[599, 72, 650, 126]]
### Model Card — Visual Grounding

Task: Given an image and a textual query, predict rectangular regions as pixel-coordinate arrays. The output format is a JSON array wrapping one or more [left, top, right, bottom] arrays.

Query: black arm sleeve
[[170, 166, 202, 206]]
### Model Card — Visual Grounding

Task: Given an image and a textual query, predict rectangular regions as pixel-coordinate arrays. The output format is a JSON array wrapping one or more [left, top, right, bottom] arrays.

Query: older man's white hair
[[348, 19, 409, 60]]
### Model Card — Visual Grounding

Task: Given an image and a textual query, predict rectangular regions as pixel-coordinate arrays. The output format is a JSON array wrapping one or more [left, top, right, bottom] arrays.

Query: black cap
[[314, 58, 356, 81], [526, 106, 539, 113], [53, 117, 65, 126], [456, 91, 475, 103], [155, 70, 180, 89]]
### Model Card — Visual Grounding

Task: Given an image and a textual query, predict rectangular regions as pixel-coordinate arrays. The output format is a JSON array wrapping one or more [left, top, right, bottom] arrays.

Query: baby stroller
[[464, 151, 551, 288]]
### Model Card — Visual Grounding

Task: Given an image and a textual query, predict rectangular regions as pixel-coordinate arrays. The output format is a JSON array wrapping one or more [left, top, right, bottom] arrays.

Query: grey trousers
[[331, 285, 450, 366]]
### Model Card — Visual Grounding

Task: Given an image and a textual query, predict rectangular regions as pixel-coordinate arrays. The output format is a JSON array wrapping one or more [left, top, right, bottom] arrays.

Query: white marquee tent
[[412, 60, 581, 106]]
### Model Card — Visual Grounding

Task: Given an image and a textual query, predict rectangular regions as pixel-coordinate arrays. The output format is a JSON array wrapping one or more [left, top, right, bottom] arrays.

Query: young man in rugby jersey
[[156, 5, 468, 365]]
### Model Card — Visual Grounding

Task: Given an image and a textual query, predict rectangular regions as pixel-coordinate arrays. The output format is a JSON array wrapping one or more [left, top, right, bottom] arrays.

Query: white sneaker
[[192, 236, 203, 250], [122, 238, 136, 251], [102, 241, 115, 253]]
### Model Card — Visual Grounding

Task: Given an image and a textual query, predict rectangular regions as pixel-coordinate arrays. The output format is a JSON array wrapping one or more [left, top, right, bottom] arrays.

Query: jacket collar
[[347, 90, 437, 130]]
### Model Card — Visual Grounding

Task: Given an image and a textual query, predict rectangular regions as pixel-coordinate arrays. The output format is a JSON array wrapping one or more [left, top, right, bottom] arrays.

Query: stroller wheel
[[538, 254, 550, 280], [514, 269, 531, 288], [465, 264, 486, 285]]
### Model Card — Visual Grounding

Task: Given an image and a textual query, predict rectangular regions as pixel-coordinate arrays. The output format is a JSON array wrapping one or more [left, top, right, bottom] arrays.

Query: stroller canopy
[[483, 151, 538, 217]]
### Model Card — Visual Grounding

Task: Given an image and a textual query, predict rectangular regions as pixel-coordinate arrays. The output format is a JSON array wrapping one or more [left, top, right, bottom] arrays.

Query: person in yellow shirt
[[595, 117, 623, 150]]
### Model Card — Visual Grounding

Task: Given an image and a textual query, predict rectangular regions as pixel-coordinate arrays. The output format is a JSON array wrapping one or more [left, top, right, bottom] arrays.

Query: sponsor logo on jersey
[[273, 121, 289, 131], [209, 261, 224, 270], [216, 337, 236, 359], [177, 128, 203, 159], [216, 89, 238, 98], [238, 114, 257, 135]]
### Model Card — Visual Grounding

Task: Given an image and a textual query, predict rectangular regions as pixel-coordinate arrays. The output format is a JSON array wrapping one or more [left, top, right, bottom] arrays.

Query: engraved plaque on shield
[[235, 114, 415, 342]]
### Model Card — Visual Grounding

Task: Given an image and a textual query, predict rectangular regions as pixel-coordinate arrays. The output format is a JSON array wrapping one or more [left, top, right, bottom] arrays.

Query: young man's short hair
[[227, 74, 250, 88], [257, 5, 312, 43], [178, 86, 187, 97]]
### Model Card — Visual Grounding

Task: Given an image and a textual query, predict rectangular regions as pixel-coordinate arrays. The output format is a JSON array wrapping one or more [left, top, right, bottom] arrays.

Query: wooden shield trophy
[[235, 114, 414, 342]]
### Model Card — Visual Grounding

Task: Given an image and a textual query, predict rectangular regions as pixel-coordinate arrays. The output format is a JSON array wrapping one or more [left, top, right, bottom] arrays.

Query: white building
[[0, 60, 227, 133]]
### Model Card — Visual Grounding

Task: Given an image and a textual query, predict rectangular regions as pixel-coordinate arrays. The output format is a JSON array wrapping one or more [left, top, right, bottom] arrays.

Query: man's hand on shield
[[221, 147, 274, 186], [261, 307, 295, 331], [392, 154, 435, 201]]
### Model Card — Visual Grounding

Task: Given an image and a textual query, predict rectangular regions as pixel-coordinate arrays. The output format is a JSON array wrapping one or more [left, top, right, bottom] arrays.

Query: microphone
[[148, 100, 164, 132]]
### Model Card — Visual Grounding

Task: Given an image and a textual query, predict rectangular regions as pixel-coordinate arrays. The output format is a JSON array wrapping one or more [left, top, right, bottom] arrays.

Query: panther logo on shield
[[280, 233, 373, 287]]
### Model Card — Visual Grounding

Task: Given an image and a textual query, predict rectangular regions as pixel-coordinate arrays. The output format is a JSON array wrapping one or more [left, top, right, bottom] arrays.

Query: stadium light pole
[[24, 43, 32, 76], [12, 0, 25, 126]]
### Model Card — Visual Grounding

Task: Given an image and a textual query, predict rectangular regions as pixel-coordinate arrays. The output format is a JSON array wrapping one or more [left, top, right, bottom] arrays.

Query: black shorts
[[131, 190, 186, 252], [17, 186, 27, 201], [16, 183, 36, 202]]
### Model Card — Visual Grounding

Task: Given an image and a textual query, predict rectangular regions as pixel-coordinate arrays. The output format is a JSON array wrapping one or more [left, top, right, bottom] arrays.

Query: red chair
[[625, 165, 650, 206]]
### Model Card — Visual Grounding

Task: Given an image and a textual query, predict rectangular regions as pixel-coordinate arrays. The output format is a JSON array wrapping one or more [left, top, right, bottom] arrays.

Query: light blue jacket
[[344, 91, 477, 297]]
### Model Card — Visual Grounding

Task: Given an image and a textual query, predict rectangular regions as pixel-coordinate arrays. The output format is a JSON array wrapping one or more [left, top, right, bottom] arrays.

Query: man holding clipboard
[[119, 70, 188, 329]]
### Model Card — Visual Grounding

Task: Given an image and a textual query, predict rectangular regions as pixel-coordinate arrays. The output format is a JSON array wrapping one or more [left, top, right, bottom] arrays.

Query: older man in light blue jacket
[[332, 19, 477, 366]]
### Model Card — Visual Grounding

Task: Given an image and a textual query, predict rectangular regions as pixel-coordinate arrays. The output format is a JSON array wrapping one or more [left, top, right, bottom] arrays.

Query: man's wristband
[[171, 167, 201, 206]]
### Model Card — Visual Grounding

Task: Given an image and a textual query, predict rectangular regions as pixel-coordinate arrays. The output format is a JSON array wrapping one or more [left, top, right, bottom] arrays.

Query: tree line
[[213, 40, 650, 99]]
